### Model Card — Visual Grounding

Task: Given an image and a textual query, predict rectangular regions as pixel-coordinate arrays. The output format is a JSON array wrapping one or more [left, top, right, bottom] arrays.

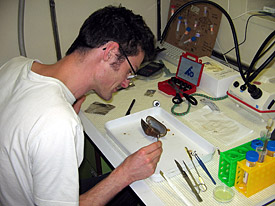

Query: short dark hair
[[66, 6, 155, 62]]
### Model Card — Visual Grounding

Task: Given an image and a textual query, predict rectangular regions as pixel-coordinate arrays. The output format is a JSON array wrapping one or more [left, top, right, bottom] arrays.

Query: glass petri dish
[[213, 185, 235, 203]]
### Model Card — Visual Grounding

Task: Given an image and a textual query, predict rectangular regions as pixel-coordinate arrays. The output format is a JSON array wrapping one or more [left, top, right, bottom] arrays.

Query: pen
[[193, 152, 216, 185], [125, 99, 135, 116]]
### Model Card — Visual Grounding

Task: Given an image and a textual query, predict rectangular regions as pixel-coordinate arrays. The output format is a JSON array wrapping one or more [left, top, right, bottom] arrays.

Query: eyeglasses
[[102, 46, 137, 80], [120, 47, 137, 80]]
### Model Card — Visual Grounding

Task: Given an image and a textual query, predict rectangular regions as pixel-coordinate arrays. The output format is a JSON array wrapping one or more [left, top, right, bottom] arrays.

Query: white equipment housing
[[227, 69, 275, 121]]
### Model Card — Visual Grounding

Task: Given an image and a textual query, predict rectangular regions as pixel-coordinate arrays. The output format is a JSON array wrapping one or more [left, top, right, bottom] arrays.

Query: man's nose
[[120, 79, 130, 88]]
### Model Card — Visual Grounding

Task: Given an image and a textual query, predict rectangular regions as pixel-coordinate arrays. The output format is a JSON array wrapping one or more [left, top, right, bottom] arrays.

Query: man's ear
[[102, 42, 120, 62]]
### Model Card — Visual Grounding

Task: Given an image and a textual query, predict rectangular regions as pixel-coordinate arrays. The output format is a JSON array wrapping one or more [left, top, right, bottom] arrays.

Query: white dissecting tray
[[105, 107, 215, 182]]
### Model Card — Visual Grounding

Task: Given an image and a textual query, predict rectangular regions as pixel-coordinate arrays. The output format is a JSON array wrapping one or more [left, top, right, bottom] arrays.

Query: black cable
[[246, 30, 275, 83], [157, 0, 161, 41], [18, 0, 27, 57], [222, 14, 267, 56], [248, 50, 275, 83], [49, 0, 62, 61], [248, 30, 275, 70], [160, 0, 246, 88], [257, 41, 275, 60]]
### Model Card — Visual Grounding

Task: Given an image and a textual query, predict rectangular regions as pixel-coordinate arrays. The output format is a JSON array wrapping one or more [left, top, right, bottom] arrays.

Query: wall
[[0, 0, 158, 66], [212, 0, 275, 68], [0, 0, 274, 66], [160, 0, 275, 68]]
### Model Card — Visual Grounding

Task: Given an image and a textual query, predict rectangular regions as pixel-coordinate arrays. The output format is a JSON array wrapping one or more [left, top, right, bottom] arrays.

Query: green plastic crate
[[218, 141, 255, 187]]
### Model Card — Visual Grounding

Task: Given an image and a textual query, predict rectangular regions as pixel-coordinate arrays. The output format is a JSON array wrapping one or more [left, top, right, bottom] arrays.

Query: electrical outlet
[[263, 6, 275, 14]]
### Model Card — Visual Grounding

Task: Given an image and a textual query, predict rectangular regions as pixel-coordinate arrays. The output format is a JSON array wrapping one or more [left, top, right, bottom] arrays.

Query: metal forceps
[[168, 80, 197, 105], [182, 160, 206, 195], [185, 147, 207, 192]]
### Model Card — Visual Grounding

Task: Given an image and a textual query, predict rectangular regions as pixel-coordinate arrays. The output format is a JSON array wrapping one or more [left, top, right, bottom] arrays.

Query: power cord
[[171, 93, 228, 116], [222, 14, 269, 56], [231, 10, 265, 20]]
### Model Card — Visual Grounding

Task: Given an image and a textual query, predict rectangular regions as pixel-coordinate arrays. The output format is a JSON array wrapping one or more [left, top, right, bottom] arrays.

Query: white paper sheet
[[184, 106, 253, 145]]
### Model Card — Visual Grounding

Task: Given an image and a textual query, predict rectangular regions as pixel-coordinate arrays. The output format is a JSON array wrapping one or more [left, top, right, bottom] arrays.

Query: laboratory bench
[[79, 59, 275, 206]]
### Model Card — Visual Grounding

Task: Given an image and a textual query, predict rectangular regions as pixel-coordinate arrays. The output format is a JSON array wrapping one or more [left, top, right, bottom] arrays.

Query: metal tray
[[105, 107, 215, 182]]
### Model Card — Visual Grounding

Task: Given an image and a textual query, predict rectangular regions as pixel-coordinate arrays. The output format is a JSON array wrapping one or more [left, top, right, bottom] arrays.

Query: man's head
[[65, 6, 155, 101], [66, 6, 155, 63]]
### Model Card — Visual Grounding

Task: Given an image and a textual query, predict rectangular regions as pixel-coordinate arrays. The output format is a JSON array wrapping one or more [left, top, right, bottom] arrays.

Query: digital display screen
[[177, 56, 203, 86]]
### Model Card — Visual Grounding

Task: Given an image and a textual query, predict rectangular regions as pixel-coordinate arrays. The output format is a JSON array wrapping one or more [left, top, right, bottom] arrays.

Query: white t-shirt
[[0, 57, 84, 206]]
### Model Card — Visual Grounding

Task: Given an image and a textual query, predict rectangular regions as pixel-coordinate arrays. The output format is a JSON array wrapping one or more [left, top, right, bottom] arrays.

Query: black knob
[[248, 85, 262, 99], [240, 84, 246, 91], [233, 81, 239, 87]]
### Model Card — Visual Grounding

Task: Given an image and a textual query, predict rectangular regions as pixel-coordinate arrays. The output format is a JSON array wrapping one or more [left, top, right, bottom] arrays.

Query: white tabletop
[[79, 60, 275, 206]]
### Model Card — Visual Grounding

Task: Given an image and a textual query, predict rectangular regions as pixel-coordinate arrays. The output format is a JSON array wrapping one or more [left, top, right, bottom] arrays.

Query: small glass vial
[[171, 5, 176, 17], [176, 16, 183, 40], [267, 141, 275, 157], [243, 151, 259, 184], [256, 146, 267, 163]]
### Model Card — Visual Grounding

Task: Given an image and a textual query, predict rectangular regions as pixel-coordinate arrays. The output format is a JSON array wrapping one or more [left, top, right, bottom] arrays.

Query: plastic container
[[243, 151, 259, 184], [218, 141, 253, 187], [105, 107, 215, 182], [245, 151, 259, 166], [267, 141, 275, 157], [213, 185, 235, 203], [235, 155, 275, 197]]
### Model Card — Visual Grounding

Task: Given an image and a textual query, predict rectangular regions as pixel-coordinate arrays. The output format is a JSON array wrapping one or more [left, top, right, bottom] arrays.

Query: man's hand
[[119, 141, 163, 185], [79, 141, 162, 206], [73, 95, 86, 114]]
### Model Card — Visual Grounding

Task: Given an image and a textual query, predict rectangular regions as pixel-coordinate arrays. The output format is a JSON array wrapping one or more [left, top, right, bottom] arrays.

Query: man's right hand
[[79, 141, 162, 206], [118, 141, 163, 185]]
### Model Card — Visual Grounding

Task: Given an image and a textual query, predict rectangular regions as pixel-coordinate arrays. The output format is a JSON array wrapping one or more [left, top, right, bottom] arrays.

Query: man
[[0, 6, 163, 206]]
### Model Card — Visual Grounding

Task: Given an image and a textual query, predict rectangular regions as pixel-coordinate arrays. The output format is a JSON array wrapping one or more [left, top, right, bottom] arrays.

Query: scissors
[[185, 147, 207, 192], [168, 79, 198, 106]]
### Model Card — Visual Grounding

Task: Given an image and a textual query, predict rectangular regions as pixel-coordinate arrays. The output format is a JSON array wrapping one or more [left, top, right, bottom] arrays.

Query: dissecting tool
[[182, 160, 205, 193], [160, 170, 193, 206], [175, 160, 203, 202], [125, 99, 136, 115], [193, 151, 216, 185], [185, 147, 207, 191], [200, 98, 220, 112], [259, 119, 274, 162], [168, 80, 198, 105]]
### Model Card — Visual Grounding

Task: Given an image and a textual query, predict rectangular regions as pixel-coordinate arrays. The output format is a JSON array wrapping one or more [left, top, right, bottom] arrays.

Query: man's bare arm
[[79, 141, 162, 206]]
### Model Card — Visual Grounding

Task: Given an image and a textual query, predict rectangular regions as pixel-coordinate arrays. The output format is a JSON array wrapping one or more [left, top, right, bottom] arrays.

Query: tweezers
[[175, 160, 203, 202]]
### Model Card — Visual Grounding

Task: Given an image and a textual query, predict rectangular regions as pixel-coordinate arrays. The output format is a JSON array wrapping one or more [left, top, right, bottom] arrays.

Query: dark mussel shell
[[141, 116, 167, 138]]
